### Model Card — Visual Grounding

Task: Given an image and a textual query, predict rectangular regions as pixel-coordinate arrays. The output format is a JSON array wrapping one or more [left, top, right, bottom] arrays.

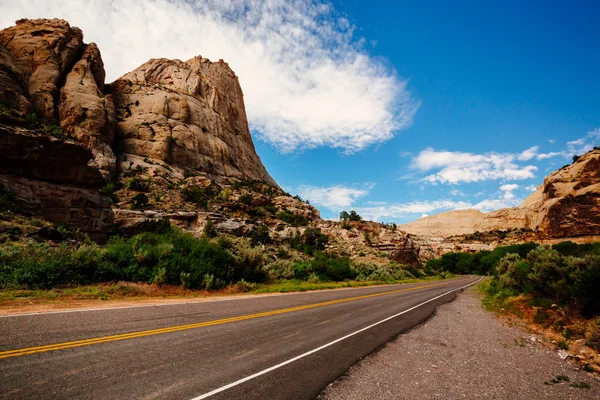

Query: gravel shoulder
[[319, 288, 600, 400]]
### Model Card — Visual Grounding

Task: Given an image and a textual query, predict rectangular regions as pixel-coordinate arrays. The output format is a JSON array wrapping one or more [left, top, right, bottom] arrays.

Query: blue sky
[[255, 0, 600, 222], [2, 0, 599, 223]]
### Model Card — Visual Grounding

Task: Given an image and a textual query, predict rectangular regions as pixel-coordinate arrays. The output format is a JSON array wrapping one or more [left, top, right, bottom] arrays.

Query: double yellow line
[[0, 279, 461, 360]]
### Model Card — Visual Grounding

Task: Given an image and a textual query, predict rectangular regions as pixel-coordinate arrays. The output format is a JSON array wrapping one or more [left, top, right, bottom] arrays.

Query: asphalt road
[[0, 276, 480, 399]]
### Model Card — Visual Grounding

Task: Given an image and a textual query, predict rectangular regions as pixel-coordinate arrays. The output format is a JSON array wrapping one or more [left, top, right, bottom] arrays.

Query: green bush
[[289, 228, 329, 255], [276, 210, 309, 226], [181, 185, 216, 209], [351, 262, 415, 282], [131, 193, 149, 209], [0, 228, 248, 290], [248, 224, 271, 246]]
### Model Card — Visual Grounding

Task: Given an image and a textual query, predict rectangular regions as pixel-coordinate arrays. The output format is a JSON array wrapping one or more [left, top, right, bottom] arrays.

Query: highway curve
[[0, 276, 481, 399]]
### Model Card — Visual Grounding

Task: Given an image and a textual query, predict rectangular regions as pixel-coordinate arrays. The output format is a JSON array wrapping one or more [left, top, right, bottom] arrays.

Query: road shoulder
[[319, 288, 600, 400]]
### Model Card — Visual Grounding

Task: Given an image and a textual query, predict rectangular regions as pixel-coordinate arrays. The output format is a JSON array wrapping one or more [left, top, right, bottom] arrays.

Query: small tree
[[349, 210, 362, 221], [339, 211, 350, 221]]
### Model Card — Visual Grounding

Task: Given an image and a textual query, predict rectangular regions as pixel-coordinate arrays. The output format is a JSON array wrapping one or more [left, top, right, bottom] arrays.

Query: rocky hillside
[[400, 148, 600, 239], [0, 18, 279, 237]]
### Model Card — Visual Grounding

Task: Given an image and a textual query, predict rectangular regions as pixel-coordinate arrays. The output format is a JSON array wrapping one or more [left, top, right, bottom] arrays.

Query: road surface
[[0, 276, 480, 399]]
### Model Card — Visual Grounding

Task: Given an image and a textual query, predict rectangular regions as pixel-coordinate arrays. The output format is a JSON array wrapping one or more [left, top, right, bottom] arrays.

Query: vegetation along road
[[0, 276, 480, 399]]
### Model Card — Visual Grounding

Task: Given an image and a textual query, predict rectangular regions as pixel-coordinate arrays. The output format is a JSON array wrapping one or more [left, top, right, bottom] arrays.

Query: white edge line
[[0, 278, 470, 318], [190, 277, 483, 400]]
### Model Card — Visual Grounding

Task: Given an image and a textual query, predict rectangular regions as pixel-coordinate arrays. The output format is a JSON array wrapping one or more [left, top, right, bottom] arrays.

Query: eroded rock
[[111, 57, 276, 185], [0, 19, 84, 121], [59, 43, 116, 179]]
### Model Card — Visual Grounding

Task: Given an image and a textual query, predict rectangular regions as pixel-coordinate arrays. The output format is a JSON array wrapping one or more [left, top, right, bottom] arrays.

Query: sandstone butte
[[399, 149, 600, 240], [0, 18, 599, 262]]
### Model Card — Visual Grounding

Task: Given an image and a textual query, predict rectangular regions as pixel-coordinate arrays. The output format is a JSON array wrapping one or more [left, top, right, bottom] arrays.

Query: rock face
[[0, 43, 31, 114], [533, 150, 600, 237], [0, 19, 84, 121], [0, 125, 105, 186], [0, 174, 114, 238], [0, 18, 284, 237], [59, 43, 116, 179], [110, 57, 276, 186], [400, 149, 600, 239]]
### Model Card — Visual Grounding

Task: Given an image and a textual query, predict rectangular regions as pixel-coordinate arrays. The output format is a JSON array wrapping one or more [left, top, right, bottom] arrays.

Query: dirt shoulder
[[319, 289, 600, 400]]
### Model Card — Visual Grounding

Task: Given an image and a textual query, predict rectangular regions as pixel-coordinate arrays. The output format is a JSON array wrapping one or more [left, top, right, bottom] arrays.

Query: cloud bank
[[412, 148, 538, 184], [0, 0, 417, 153]]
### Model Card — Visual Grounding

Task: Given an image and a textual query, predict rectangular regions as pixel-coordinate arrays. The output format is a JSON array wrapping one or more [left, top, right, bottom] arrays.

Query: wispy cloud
[[297, 184, 372, 210], [567, 128, 600, 155], [0, 0, 418, 153]]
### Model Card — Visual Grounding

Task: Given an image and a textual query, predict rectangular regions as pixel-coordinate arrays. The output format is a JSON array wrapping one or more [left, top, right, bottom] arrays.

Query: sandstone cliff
[[400, 149, 600, 239], [110, 57, 276, 186], [0, 18, 281, 237]]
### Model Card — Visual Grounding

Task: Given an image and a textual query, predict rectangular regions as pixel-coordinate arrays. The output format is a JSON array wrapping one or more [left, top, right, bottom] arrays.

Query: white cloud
[[525, 184, 537, 192], [518, 146, 539, 161], [412, 148, 538, 184], [297, 184, 371, 210], [499, 183, 518, 200], [536, 152, 562, 160], [567, 128, 600, 156], [0, 0, 418, 153]]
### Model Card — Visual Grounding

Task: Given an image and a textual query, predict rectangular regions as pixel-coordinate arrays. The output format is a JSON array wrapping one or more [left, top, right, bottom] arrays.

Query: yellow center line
[[0, 278, 468, 360]]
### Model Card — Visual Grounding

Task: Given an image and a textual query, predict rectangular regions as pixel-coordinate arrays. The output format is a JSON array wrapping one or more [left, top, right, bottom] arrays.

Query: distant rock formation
[[400, 149, 600, 239]]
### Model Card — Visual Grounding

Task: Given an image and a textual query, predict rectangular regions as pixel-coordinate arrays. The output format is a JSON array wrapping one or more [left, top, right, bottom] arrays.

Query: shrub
[[264, 260, 297, 280], [181, 185, 216, 209], [276, 210, 309, 226], [310, 252, 353, 281], [131, 193, 149, 209], [289, 228, 329, 255], [100, 181, 123, 203], [248, 224, 271, 246], [0, 184, 21, 213], [203, 221, 217, 238], [239, 194, 253, 205], [0, 228, 243, 290]]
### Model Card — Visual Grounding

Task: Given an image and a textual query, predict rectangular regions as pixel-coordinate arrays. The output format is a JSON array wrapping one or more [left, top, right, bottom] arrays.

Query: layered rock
[[110, 57, 276, 185], [0, 124, 105, 186], [400, 149, 600, 239], [0, 174, 113, 238]]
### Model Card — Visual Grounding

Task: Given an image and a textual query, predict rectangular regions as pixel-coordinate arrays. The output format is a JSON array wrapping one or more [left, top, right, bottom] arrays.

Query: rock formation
[[59, 43, 116, 179], [0, 19, 84, 121], [400, 149, 600, 239], [0, 18, 283, 238], [110, 57, 276, 186]]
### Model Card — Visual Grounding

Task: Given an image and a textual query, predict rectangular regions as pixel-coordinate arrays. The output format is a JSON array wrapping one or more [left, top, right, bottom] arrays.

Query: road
[[0, 276, 480, 399]]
